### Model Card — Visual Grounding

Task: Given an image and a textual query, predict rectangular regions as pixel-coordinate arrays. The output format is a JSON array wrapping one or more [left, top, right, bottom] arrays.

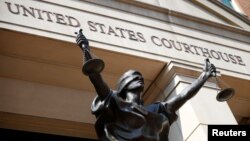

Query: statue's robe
[[91, 92, 177, 141]]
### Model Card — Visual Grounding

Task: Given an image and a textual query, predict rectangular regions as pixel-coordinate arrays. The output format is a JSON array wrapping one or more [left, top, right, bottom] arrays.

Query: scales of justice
[[75, 29, 235, 141], [75, 29, 105, 75]]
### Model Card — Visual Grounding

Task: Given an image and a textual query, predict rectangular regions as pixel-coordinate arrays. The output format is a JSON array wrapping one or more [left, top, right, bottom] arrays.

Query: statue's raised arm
[[76, 29, 111, 100], [162, 59, 216, 114]]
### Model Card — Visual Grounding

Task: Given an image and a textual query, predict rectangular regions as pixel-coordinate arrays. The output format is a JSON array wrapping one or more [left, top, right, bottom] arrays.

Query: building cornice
[[209, 0, 250, 25], [82, 0, 250, 43]]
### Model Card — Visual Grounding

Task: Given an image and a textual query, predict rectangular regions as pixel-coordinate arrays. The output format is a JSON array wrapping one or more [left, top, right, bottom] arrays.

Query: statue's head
[[117, 70, 144, 104]]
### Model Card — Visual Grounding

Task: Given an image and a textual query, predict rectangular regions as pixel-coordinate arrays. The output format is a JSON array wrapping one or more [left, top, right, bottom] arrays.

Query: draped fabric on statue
[[91, 92, 178, 141]]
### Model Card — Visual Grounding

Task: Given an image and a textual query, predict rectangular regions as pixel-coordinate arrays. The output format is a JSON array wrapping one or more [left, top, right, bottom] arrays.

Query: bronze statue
[[76, 30, 216, 141]]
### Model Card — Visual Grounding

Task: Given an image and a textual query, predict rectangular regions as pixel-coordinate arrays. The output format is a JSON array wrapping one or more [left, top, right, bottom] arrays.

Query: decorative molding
[[0, 112, 98, 139]]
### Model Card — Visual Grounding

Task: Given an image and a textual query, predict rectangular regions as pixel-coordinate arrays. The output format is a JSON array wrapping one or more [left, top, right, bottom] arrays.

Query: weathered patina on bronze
[[75, 29, 217, 141]]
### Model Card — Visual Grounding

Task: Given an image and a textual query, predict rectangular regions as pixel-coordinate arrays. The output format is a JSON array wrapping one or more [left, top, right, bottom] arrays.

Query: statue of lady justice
[[75, 30, 216, 141]]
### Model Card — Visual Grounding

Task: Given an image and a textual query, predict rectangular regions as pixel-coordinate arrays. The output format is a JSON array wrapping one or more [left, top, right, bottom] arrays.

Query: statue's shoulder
[[144, 102, 178, 125], [91, 90, 115, 115]]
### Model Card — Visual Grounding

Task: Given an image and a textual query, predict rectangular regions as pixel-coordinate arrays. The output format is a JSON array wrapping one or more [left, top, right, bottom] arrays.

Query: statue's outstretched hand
[[204, 59, 216, 77], [76, 29, 89, 50]]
